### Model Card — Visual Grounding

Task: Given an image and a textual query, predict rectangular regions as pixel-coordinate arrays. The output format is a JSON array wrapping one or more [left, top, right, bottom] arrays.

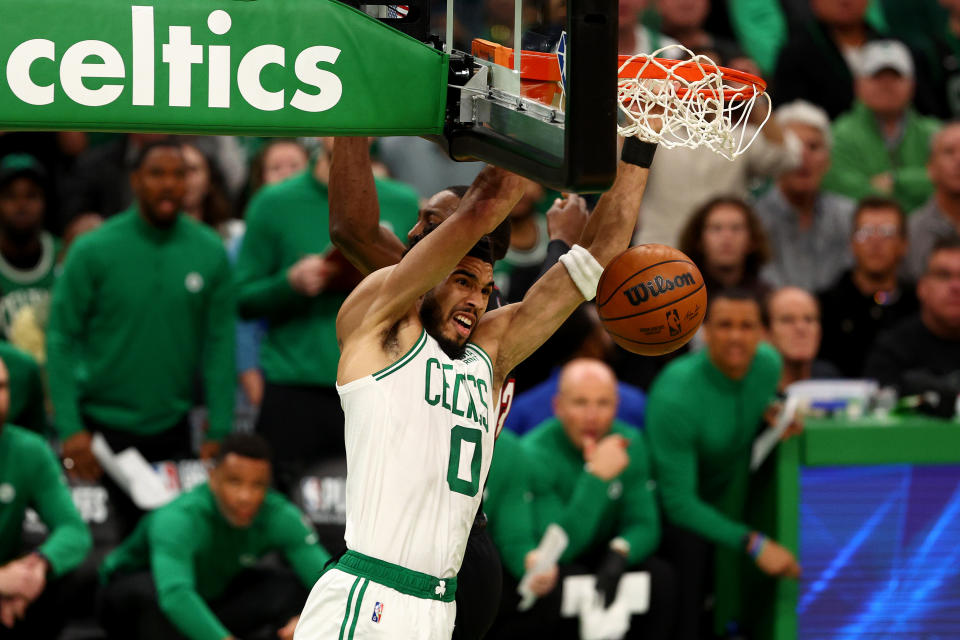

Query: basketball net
[[616, 45, 771, 161]]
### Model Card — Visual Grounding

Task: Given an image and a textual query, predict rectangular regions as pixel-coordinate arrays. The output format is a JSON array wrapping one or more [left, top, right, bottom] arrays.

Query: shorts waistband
[[337, 551, 457, 603]]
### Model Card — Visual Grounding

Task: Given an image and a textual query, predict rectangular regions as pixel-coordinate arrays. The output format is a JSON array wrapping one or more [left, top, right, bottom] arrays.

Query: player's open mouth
[[452, 313, 474, 337]]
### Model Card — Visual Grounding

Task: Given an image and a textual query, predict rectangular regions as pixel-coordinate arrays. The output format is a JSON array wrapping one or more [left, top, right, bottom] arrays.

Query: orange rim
[[471, 39, 766, 101]]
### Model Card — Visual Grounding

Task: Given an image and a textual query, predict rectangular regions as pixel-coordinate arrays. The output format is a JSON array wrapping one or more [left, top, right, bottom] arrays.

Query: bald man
[[488, 359, 675, 640], [766, 287, 839, 390]]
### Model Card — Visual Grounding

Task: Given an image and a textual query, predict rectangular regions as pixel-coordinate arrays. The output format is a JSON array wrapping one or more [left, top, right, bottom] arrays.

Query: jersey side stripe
[[347, 578, 370, 640], [338, 576, 362, 640], [373, 329, 428, 381], [466, 343, 493, 382]]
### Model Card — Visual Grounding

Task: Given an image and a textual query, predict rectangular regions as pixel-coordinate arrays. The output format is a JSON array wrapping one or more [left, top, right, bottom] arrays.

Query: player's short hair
[[407, 221, 502, 266], [705, 287, 764, 325], [216, 433, 273, 465], [442, 185, 470, 199], [852, 196, 907, 237], [132, 137, 183, 170], [774, 100, 832, 148]]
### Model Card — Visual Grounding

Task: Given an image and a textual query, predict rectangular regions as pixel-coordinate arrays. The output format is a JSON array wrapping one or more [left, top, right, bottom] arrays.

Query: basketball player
[[294, 137, 656, 640]]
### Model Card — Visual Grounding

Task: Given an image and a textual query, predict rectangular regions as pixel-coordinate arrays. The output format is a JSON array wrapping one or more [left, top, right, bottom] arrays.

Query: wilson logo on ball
[[622, 273, 696, 305]]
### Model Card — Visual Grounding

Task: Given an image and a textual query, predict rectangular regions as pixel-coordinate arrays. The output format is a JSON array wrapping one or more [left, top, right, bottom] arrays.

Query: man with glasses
[[819, 197, 918, 377], [906, 122, 960, 281], [865, 236, 960, 395]]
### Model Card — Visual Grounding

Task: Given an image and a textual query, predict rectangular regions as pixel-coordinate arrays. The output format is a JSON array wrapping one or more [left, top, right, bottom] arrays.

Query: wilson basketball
[[596, 244, 707, 356]]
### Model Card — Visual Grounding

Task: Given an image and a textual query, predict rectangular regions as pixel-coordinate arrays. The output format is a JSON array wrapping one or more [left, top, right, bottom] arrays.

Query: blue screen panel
[[798, 465, 960, 639]]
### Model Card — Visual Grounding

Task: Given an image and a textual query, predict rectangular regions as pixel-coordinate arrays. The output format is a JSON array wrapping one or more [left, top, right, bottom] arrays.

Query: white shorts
[[294, 568, 457, 640]]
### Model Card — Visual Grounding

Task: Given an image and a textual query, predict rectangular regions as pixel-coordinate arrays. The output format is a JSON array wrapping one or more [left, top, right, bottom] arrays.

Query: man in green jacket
[[823, 40, 942, 213], [489, 358, 674, 640], [234, 148, 418, 491], [98, 432, 330, 640], [0, 355, 92, 638], [47, 140, 236, 532], [646, 288, 799, 640]]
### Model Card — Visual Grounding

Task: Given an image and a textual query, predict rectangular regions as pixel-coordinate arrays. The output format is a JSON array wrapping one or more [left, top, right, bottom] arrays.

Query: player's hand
[[62, 430, 102, 481], [754, 538, 801, 579], [287, 255, 330, 297], [594, 549, 628, 608], [583, 434, 630, 481], [277, 615, 299, 639], [523, 551, 558, 597], [0, 557, 44, 602], [546, 194, 589, 246]]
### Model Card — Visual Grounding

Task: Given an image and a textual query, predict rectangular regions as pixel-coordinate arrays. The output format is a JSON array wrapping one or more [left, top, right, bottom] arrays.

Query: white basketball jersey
[[337, 329, 497, 579]]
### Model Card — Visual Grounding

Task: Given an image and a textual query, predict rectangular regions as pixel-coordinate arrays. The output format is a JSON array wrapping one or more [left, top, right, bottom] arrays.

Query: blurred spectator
[[906, 121, 960, 281], [635, 99, 799, 249], [757, 101, 855, 292], [772, 0, 882, 119], [180, 141, 238, 242], [47, 140, 236, 533], [235, 142, 418, 492], [0, 154, 59, 360], [656, 0, 741, 62], [905, 0, 960, 118], [493, 359, 675, 640], [823, 40, 941, 213], [378, 137, 483, 200], [0, 356, 91, 639], [646, 289, 799, 640], [493, 179, 547, 302], [620, 0, 682, 56], [483, 429, 535, 586], [864, 236, 960, 398], [0, 342, 44, 434], [58, 213, 103, 263], [766, 287, 839, 390], [819, 196, 918, 376], [98, 433, 328, 640], [247, 139, 310, 197], [678, 196, 773, 302]]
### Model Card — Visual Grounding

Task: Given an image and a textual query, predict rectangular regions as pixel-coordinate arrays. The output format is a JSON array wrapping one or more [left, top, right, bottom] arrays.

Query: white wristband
[[558, 244, 603, 301]]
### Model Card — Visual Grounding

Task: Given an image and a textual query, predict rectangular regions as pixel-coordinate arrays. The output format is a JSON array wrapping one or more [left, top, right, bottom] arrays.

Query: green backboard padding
[[0, 0, 447, 135]]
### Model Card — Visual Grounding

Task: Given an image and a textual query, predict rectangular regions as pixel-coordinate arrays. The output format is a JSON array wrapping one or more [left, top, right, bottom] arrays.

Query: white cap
[[856, 40, 914, 78]]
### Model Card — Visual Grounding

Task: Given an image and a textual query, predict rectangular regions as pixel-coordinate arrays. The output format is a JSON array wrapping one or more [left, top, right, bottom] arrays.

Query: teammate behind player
[[294, 135, 657, 640]]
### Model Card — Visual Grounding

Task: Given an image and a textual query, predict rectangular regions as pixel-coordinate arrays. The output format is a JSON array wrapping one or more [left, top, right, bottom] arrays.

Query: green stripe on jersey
[[347, 578, 370, 640], [373, 329, 427, 380], [466, 343, 494, 382], [338, 576, 361, 640]]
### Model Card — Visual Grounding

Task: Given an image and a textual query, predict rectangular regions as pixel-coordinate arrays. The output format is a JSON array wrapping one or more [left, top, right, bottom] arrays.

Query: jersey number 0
[[447, 426, 483, 497]]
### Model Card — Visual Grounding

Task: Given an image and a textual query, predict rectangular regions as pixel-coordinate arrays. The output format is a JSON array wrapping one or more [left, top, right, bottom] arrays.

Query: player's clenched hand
[[583, 434, 630, 481], [755, 539, 801, 579], [546, 194, 589, 247], [277, 615, 299, 639], [62, 430, 102, 481], [287, 255, 331, 297], [523, 551, 559, 597]]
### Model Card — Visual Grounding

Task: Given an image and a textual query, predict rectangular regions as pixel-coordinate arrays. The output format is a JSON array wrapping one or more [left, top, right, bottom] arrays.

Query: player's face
[[210, 453, 271, 528], [918, 249, 960, 331], [0, 177, 45, 238], [779, 123, 830, 195], [768, 289, 821, 364], [851, 208, 906, 276], [701, 205, 752, 270], [420, 257, 494, 358], [555, 370, 618, 450], [407, 191, 461, 244], [132, 147, 186, 228], [703, 298, 764, 379]]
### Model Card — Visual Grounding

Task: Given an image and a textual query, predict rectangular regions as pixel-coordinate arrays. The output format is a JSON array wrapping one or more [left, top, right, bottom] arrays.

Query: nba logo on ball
[[597, 244, 707, 356], [372, 602, 384, 623]]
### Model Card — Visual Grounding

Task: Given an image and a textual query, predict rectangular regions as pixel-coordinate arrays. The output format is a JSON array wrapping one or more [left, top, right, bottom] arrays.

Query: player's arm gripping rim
[[471, 152, 650, 390], [335, 166, 526, 384], [328, 137, 407, 276]]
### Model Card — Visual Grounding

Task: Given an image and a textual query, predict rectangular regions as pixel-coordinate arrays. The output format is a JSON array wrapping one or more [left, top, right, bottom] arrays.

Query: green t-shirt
[[101, 483, 329, 640], [0, 425, 91, 576], [0, 231, 60, 347], [46, 210, 236, 440], [0, 342, 45, 433], [645, 343, 781, 550], [522, 418, 660, 566], [483, 429, 538, 579], [235, 170, 418, 386]]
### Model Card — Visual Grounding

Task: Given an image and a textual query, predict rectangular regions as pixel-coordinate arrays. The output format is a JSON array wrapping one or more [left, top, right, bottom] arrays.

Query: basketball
[[596, 244, 707, 356]]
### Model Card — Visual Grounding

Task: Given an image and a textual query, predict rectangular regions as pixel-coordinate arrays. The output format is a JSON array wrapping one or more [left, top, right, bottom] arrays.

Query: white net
[[617, 45, 771, 161]]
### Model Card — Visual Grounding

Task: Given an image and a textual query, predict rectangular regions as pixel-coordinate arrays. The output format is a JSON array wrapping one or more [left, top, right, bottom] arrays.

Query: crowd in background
[[0, 0, 959, 639]]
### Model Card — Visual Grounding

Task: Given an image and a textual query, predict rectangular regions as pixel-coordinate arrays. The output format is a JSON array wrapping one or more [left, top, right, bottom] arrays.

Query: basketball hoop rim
[[471, 39, 767, 101]]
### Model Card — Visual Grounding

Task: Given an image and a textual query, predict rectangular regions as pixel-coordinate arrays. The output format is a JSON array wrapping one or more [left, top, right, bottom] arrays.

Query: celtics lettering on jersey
[[423, 355, 490, 431]]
